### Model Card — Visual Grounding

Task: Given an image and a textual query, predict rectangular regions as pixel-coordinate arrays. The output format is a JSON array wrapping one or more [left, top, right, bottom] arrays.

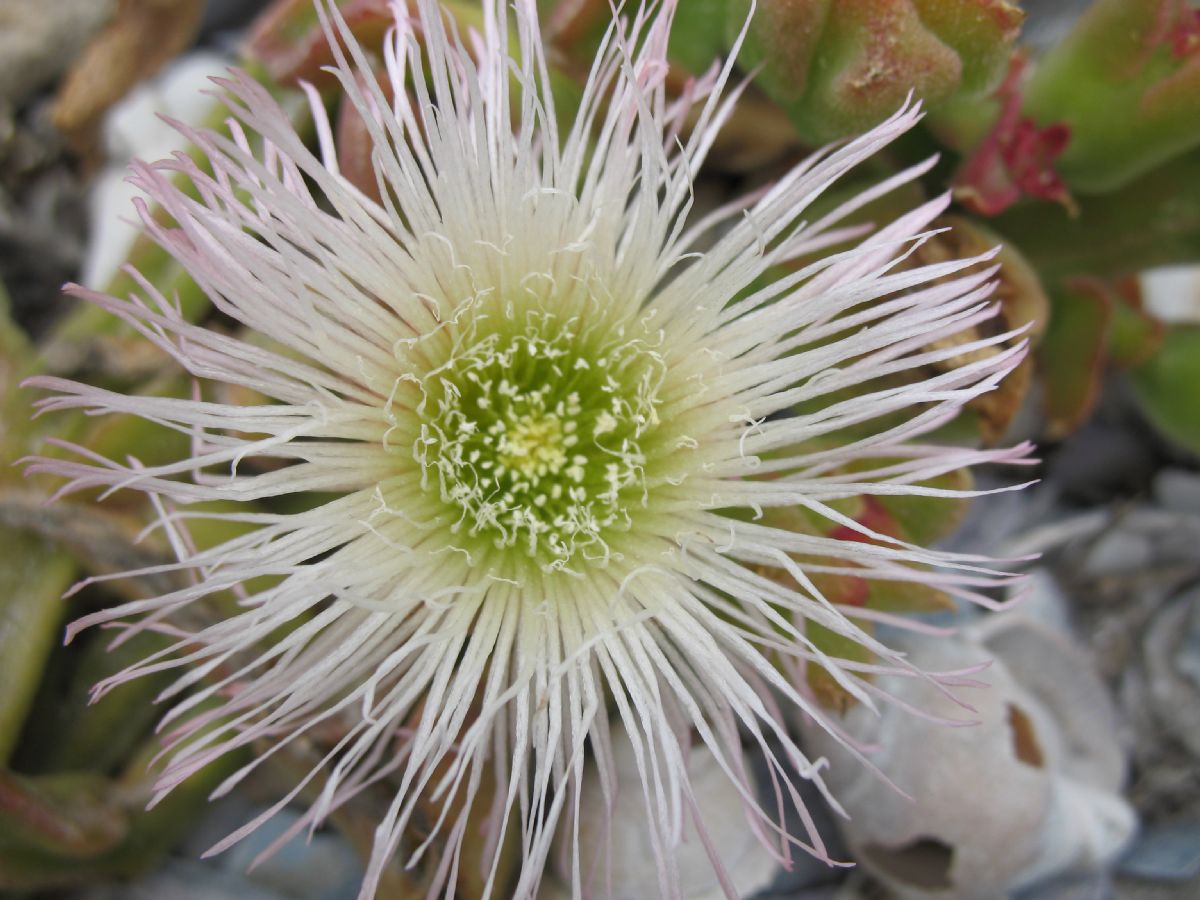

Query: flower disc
[[404, 305, 675, 574]]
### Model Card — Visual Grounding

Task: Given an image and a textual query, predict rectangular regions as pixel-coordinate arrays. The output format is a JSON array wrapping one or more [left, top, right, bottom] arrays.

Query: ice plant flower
[[27, 0, 1033, 897]]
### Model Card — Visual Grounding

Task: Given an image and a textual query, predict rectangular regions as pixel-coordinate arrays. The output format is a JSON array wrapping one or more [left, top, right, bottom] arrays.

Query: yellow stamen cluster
[[413, 314, 666, 571]]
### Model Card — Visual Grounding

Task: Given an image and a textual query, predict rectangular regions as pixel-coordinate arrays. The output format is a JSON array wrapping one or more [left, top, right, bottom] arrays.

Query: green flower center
[[413, 312, 667, 571]]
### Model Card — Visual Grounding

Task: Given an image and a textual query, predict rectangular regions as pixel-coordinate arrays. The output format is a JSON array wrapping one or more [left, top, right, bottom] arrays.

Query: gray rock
[[218, 809, 363, 900], [1006, 568, 1074, 634], [1014, 871, 1112, 900], [74, 859, 289, 900], [1153, 469, 1200, 518], [1119, 820, 1200, 883], [200, 0, 272, 38], [1020, 0, 1094, 52], [1049, 419, 1159, 504], [0, 0, 115, 106], [1144, 590, 1200, 759]]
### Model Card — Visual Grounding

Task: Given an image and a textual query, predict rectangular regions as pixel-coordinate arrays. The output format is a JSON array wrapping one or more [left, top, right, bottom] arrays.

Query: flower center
[[413, 312, 666, 572], [498, 411, 569, 479]]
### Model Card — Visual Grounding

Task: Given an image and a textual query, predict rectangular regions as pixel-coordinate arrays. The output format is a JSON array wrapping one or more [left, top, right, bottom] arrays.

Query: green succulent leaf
[[990, 152, 1200, 284], [1037, 278, 1113, 437], [0, 530, 76, 765], [0, 739, 246, 890], [1129, 324, 1200, 454], [1023, 0, 1200, 193]]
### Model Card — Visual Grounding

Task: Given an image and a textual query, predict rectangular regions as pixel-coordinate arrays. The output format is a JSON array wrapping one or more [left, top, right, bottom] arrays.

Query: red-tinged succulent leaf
[[541, 0, 610, 55], [1107, 277, 1166, 369], [0, 740, 247, 889], [0, 771, 128, 860], [808, 569, 871, 609], [753, 486, 962, 711], [805, 0, 963, 142], [1129, 324, 1200, 454], [1168, 7, 1200, 56], [806, 620, 876, 712], [732, 0, 832, 106], [1141, 52, 1200, 137], [1023, 0, 1200, 193], [911, 216, 1049, 442], [1038, 277, 1114, 438], [734, 0, 1021, 144], [808, 565, 954, 615], [760, 463, 970, 550], [910, 0, 1023, 96], [863, 577, 954, 615], [246, 0, 395, 86], [335, 68, 397, 204], [878, 468, 973, 548], [828, 495, 900, 545]]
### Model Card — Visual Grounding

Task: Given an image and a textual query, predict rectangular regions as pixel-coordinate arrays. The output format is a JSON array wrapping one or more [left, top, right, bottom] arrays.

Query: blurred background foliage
[[1, 0, 1199, 896]]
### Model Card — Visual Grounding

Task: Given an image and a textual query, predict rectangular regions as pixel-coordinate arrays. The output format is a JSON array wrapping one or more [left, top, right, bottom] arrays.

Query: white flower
[[27, 1, 1032, 897]]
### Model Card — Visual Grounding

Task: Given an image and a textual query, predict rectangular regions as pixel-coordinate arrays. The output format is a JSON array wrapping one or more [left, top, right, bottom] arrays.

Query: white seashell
[[799, 617, 1136, 899], [1140, 264, 1200, 325], [85, 52, 232, 289], [539, 720, 778, 900], [1144, 591, 1200, 758]]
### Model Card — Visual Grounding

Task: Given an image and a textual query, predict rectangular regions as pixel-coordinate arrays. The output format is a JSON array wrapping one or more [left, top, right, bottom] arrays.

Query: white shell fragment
[[1140, 264, 1200, 325], [1144, 588, 1200, 758], [84, 52, 231, 289], [801, 617, 1136, 899], [539, 721, 778, 900]]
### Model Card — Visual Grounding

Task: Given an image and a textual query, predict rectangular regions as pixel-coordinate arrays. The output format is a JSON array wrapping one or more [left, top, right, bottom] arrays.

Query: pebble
[[0, 0, 115, 106], [219, 809, 363, 900], [74, 858, 290, 900], [1020, 0, 1094, 51], [1144, 590, 1200, 759], [748, 746, 848, 896], [1014, 871, 1112, 900], [1153, 468, 1200, 518], [1048, 419, 1159, 504], [1006, 568, 1074, 634], [1119, 820, 1200, 883], [177, 798, 362, 900]]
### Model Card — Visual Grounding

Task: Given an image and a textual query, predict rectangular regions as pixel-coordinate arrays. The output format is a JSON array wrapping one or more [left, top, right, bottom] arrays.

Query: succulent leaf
[[1023, 0, 1200, 193]]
